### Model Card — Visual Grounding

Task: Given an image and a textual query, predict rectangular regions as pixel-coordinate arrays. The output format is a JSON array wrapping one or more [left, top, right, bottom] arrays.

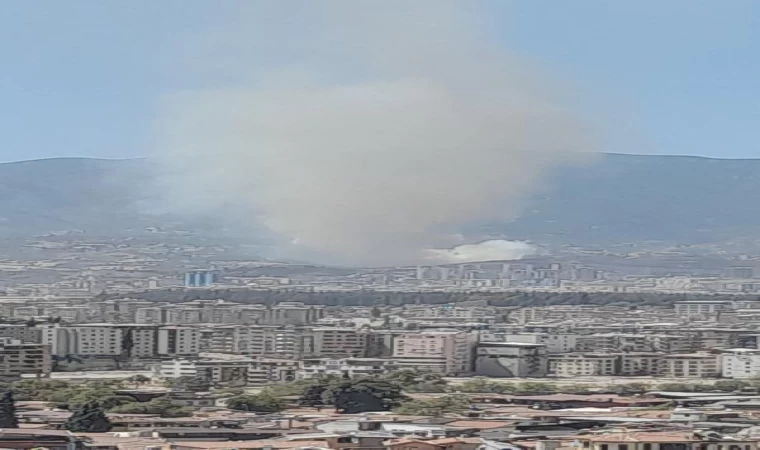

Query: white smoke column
[[154, 1, 596, 266]]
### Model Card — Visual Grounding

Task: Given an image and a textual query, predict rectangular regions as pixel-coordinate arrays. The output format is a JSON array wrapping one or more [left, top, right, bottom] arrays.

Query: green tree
[[714, 380, 749, 392], [167, 376, 211, 392], [394, 395, 470, 416], [226, 391, 286, 413], [514, 382, 558, 394], [0, 391, 18, 428], [609, 383, 650, 395], [299, 384, 327, 407], [457, 377, 515, 394], [65, 402, 112, 432], [371, 307, 382, 318], [324, 378, 406, 414], [127, 375, 151, 388], [381, 370, 448, 393], [109, 399, 193, 418]]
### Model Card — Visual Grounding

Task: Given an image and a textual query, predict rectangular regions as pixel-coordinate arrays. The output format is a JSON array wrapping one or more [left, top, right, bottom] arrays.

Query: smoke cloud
[[154, 1, 596, 266], [427, 240, 537, 264]]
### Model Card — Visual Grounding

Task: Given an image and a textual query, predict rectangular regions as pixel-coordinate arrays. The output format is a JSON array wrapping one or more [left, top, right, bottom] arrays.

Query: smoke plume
[[154, 1, 595, 266], [427, 240, 537, 264]]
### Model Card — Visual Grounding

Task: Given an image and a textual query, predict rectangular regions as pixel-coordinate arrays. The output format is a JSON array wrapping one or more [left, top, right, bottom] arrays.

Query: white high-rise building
[[721, 348, 760, 379]]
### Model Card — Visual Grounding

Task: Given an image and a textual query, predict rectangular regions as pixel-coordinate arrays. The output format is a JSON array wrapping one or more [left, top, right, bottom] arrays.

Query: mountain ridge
[[0, 153, 758, 250]]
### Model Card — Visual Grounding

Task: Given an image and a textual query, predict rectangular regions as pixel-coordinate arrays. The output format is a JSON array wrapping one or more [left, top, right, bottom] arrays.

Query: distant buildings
[[184, 270, 218, 288]]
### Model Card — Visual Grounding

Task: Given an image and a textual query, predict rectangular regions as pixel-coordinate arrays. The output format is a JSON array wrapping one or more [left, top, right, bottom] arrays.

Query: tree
[[226, 391, 286, 413], [0, 391, 18, 428], [514, 382, 558, 395], [299, 384, 327, 407], [609, 382, 649, 395], [394, 395, 470, 416], [381, 370, 448, 393], [370, 307, 382, 318], [65, 402, 112, 432], [167, 376, 211, 392], [109, 399, 193, 418], [457, 377, 515, 394], [324, 378, 406, 414], [714, 380, 749, 392], [127, 375, 151, 388]]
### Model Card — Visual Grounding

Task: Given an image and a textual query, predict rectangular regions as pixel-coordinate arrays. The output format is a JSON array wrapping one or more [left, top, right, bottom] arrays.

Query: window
[[601, 445, 609, 450], [620, 445, 629, 450], [643, 444, 652, 450]]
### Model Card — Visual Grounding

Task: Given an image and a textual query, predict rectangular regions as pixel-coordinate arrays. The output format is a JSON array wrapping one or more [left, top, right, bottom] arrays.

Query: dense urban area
[[0, 236, 758, 449]]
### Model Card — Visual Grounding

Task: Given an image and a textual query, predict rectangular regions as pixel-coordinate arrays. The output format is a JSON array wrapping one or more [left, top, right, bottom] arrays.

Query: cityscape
[[1, 1, 759, 450]]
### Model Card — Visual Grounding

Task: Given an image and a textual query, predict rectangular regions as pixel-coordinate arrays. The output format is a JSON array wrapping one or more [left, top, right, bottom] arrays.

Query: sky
[[0, 0, 757, 162]]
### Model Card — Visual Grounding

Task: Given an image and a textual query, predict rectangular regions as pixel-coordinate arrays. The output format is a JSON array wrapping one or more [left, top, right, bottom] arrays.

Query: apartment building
[[196, 359, 251, 385], [619, 353, 662, 376], [475, 342, 547, 377], [40, 324, 199, 358], [392, 331, 477, 375], [92, 300, 155, 323], [302, 328, 368, 357], [135, 307, 164, 324], [158, 357, 252, 385], [157, 326, 200, 356], [122, 326, 155, 358], [42, 306, 88, 323], [199, 326, 235, 353], [0, 339, 52, 380], [42, 325, 123, 356], [249, 358, 299, 384], [0, 325, 42, 344], [548, 353, 619, 376], [297, 357, 396, 379], [675, 300, 732, 316], [156, 358, 197, 379], [658, 353, 719, 378], [721, 348, 760, 379], [166, 308, 203, 325], [502, 333, 577, 353], [259, 303, 325, 325]]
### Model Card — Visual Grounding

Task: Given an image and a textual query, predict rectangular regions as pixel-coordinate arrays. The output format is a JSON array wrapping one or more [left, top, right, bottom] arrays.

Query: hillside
[[0, 154, 758, 249], [502, 153, 760, 247]]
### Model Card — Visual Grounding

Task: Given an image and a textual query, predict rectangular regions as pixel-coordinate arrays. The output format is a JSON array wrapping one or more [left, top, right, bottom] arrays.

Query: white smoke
[[153, 1, 596, 266], [427, 240, 537, 264]]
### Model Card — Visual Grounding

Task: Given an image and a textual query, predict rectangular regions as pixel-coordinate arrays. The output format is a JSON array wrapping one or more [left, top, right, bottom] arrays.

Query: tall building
[[0, 325, 42, 344], [259, 303, 325, 325], [184, 270, 218, 288], [392, 331, 478, 375], [0, 339, 52, 380], [721, 348, 760, 378], [301, 328, 368, 357], [474, 342, 547, 377], [158, 326, 201, 356]]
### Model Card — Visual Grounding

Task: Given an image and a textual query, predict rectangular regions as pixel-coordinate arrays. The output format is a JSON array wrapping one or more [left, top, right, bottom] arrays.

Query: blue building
[[184, 270, 218, 288]]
